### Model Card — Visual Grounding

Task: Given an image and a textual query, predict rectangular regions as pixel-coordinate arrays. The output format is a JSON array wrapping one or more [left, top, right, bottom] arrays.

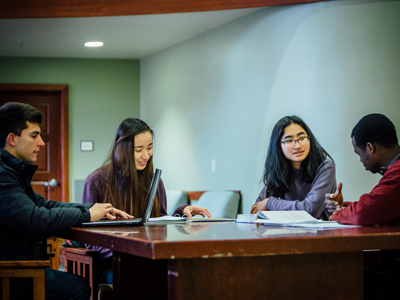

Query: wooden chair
[[186, 190, 241, 203], [46, 237, 61, 270], [0, 260, 49, 300], [59, 247, 99, 300]]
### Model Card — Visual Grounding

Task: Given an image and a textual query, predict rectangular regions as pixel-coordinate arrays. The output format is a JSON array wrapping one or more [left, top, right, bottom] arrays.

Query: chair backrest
[[166, 190, 189, 215], [59, 247, 99, 300], [196, 190, 240, 219], [0, 260, 49, 300]]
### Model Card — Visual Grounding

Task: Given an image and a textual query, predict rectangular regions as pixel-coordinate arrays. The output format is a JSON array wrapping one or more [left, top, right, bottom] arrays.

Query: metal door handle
[[44, 179, 58, 188]]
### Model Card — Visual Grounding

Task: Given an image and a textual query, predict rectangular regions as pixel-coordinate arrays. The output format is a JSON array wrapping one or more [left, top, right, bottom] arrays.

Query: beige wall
[[141, 0, 400, 212]]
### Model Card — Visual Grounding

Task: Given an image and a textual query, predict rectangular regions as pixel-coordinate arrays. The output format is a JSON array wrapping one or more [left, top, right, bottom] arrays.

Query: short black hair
[[351, 113, 398, 149], [0, 102, 42, 149]]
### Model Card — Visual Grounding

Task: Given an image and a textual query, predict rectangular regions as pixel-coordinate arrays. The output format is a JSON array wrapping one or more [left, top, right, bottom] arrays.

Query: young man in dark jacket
[[0, 102, 132, 300]]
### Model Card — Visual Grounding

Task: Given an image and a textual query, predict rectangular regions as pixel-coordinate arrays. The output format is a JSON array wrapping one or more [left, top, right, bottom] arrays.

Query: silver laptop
[[81, 168, 161, 227]]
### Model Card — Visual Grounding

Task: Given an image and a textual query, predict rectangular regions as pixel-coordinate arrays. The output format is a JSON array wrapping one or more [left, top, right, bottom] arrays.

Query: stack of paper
[[255, 211, 360, 228]]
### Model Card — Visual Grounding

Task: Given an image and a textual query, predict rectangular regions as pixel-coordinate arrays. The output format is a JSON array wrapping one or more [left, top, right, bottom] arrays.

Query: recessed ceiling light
[[84, 41, 103, 47]]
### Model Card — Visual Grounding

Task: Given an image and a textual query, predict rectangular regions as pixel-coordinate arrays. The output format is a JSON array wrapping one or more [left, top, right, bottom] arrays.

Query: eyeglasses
[[280, 136, 310, 148]]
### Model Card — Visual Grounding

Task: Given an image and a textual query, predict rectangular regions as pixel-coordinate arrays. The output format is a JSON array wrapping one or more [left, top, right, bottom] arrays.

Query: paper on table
[[256, 211, 318, 224], [289, 222, 361, 228], [147, 216, 236, 223], [255, 211, 360, 228], [188, 217, 236, 222], [259, 228, 319, 236], [257, 210, 316, 221], [148, 216, 186, 222], [236, 214, 258, 223]]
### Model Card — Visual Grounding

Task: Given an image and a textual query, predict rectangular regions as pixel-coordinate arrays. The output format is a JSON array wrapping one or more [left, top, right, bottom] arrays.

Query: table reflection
[[174, 223, 211, 234], [73, 222, 400, 244]]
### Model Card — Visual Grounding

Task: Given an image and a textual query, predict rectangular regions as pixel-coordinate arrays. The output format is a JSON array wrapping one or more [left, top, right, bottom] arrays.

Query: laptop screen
[[141, 168, 162, 222], [81, 168, 162, 226]]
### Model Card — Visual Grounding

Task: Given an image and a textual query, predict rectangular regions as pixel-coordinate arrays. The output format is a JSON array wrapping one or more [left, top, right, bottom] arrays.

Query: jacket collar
[[0, 149, 38, 182], [379, 152, 400, 175]]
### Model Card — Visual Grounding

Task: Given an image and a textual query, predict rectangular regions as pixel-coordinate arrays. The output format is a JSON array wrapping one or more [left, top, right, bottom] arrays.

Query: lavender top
[[82, 168, 186, 259], [254, 159, 336, 220]]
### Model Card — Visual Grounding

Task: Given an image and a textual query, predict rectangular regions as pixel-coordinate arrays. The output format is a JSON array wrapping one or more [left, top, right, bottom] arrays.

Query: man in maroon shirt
[[325, 113, 400, 224], [325, 113, 400, 300]]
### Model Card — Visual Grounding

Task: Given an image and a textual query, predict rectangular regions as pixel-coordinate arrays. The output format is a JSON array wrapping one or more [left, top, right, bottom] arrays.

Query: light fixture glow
[[84, 41, 103, 47]]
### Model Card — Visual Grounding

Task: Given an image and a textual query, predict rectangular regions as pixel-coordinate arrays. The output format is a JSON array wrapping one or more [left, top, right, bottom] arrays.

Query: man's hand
[[106, 207, 134, 220], [89, 203, 113, 221], [324, 182, 343, 216], [89, 203, 134, 221], [325, 200, 341, 216], [183, 206, 211, 218], [250, 198, 269, 214]]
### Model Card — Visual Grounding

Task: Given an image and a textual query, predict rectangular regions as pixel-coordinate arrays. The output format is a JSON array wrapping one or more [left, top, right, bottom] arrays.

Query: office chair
[[166, 190, 189, 215]]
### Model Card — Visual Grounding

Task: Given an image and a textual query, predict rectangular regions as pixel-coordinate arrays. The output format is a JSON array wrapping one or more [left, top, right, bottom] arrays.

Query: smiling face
[[8, 121, 44, 163], [134, 131, 153, 170], [280, 123, 310, 169]]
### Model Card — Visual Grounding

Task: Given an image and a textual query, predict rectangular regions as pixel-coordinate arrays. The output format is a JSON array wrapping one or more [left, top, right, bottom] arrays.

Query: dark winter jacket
[[0, 149, 92, 260]]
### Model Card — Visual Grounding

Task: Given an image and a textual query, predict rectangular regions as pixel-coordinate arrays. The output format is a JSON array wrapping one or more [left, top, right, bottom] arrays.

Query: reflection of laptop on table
[[81, 169, 162, 227]]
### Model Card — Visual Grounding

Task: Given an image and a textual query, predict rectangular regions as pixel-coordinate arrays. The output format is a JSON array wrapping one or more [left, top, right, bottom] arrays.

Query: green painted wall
[[0, 57, 140, 202]]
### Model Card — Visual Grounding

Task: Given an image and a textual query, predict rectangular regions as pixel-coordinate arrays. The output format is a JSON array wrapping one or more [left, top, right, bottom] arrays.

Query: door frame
[[0, 83, 69, 202]]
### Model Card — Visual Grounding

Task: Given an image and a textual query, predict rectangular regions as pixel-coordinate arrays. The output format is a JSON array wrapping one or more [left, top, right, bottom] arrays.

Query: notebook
[[81, 168, 162, 227]]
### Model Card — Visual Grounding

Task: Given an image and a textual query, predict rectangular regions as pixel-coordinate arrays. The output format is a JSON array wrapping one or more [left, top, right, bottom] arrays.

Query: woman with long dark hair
[[82, 118, 210, 284], [250, 116, 336, 220]]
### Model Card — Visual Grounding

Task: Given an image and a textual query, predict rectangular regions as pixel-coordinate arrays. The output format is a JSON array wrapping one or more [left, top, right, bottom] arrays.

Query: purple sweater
[[254, 159, 336, 220], [82, 168, 186, 259]]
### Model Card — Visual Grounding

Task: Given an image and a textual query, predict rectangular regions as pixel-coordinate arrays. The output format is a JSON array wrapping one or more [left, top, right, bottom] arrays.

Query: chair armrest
[[0, 261, 50, 268], [0, 260, 49, 299], [60, 247, 100, 256]]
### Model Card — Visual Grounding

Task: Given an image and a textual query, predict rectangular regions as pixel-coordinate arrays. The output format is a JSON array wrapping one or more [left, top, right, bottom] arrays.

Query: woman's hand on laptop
[[89, 203, 133, 221], [183, 205, 211, 218]]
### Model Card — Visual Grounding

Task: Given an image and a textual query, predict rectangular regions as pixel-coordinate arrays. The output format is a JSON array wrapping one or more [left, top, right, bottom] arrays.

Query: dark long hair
[[96, 118, 160, 217], [262, 116, 333, 198]]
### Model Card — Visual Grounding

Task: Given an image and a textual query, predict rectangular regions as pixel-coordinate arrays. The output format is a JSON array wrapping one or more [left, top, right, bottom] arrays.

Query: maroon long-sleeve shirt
[[332, 157, 400, 226]]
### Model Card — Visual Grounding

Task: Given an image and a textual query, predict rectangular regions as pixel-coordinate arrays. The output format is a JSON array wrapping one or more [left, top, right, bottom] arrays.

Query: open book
[[255, 211, 360, 228]]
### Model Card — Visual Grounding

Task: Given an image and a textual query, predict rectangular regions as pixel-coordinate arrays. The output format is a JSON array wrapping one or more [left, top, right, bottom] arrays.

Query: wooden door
[[0, 84, 69, 203]]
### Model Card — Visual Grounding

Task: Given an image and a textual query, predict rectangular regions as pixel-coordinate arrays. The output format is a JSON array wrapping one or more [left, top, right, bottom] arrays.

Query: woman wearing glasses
[[250, 116, 336, 220]]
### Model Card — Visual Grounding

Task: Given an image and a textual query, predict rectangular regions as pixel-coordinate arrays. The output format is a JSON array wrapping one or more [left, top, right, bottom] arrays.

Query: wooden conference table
[[65, 222, 400, 300]]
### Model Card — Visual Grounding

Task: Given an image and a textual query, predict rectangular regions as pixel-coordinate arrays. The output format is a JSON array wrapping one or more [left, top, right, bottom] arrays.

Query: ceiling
[[0, 7, 263, 60]]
